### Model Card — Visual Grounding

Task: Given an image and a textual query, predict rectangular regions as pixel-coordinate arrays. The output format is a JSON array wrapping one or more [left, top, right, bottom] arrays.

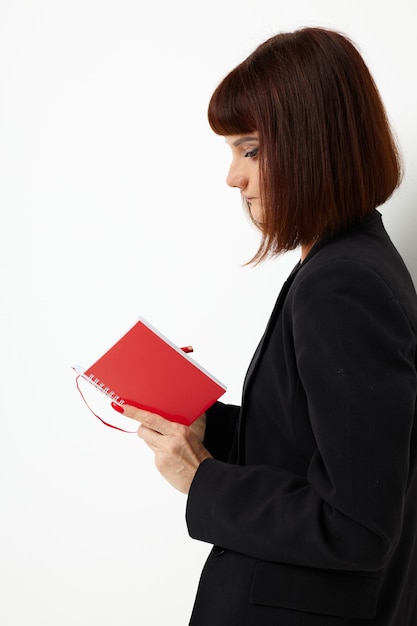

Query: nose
[[226, 160, 247, 189]]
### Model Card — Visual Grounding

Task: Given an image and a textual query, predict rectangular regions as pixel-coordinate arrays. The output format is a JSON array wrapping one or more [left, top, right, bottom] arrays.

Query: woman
[[121, 28, 417, 625]]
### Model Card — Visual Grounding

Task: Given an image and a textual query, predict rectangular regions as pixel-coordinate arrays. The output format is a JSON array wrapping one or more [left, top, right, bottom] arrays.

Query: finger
[[122, 404, 174, 435], [120, 404, 154, 424], [137, 424, 165, 447]]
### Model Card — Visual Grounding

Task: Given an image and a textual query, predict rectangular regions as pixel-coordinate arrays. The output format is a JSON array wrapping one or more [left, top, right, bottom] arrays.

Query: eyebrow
[[229, 136, 259, 147]]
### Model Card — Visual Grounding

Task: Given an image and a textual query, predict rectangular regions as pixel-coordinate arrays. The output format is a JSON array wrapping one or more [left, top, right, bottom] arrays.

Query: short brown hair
[[208, 27, 402, 262]]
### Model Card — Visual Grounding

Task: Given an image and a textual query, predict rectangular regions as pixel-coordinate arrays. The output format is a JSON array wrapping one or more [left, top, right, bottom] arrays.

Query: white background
[[0, 1, 416, 624]]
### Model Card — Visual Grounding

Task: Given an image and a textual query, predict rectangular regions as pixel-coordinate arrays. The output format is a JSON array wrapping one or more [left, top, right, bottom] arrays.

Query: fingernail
[[111, 402, 125, 414]]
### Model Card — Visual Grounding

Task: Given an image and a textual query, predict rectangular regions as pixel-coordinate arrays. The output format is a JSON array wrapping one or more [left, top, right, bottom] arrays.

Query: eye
[[244, 147, 259, 159]]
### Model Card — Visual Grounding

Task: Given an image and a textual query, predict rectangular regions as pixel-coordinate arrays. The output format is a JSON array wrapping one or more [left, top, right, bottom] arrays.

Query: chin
[[249, 208, 264, 224]]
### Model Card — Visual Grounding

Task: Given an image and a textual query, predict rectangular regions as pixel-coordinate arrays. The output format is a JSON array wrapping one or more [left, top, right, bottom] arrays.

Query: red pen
[[180, 346, 194, 354]]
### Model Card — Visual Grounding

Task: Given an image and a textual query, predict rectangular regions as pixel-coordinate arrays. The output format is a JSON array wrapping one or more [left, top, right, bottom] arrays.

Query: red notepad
[[75, 317, 226, 426]]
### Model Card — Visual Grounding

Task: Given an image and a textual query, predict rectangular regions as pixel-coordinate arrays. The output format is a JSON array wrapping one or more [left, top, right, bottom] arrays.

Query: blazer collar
[[302, 209, 382, 266]]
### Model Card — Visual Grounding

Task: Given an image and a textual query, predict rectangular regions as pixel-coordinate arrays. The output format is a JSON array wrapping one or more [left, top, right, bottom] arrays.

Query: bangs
[[208, 63, 257, 136]]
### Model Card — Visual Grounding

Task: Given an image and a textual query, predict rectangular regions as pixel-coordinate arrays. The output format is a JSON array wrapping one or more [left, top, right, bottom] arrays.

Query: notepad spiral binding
[[83, 373, 125, 406], [74, 368, 136, 433]]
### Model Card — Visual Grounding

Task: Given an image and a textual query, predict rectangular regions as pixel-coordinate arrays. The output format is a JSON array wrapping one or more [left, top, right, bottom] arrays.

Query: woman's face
[[225, 134, 262, 223]]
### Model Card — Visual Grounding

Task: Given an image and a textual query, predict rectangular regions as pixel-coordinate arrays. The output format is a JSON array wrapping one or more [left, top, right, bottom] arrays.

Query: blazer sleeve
[[186, 259, 417, 572], [203, 401, 240, 462]]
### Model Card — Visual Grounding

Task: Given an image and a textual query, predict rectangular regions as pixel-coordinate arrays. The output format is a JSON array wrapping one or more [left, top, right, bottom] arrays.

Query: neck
[[301, 243, 314, 262]]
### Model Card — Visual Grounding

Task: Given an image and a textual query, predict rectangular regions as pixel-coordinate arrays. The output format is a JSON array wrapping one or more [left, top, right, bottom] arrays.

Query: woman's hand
[[122, 405, 212, 494], [189, 412, 207, 442]]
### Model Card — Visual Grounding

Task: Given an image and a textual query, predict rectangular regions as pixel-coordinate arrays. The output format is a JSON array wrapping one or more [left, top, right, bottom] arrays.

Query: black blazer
[[186, 211, 417, 625]]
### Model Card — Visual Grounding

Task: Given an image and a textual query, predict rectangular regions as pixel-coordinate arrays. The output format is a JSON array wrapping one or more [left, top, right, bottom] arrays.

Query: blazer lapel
[[235, 262, 302, 464], [243, 262, 301, 391]]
